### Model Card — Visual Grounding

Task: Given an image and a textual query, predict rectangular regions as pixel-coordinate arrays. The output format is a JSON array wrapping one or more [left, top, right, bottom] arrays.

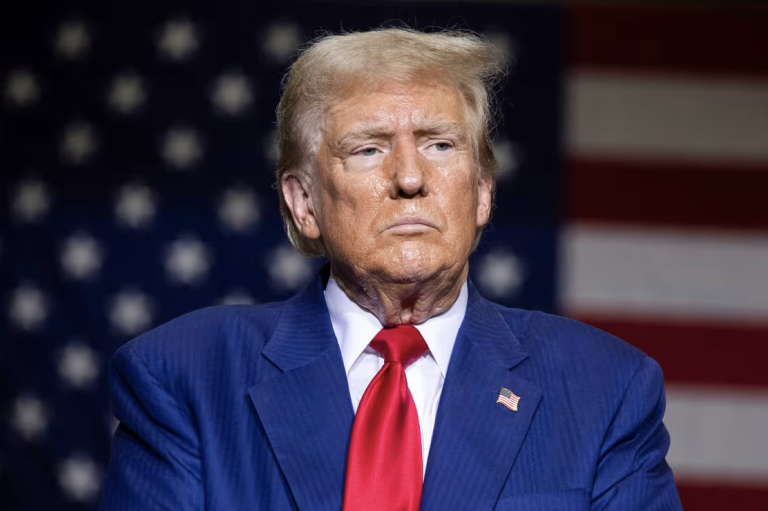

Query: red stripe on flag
[[567, 158, 768, 230], [570, 5, 768, 78], [677, 482, 768, 511], [572, 316, 768, 388]]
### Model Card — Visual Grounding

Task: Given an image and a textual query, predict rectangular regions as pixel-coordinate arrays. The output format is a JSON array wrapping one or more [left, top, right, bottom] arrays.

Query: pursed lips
[[382, 217, 439, 234]]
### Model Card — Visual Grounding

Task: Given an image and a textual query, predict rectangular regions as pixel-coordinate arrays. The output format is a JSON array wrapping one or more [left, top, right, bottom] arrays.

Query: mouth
[[383, 217, 439, 235]]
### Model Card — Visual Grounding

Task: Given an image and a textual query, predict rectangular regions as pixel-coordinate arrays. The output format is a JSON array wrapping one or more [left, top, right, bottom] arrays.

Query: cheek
[[321, 172, 389, 238], [433, 163, 478, 225], [353, 173, 389, 203]]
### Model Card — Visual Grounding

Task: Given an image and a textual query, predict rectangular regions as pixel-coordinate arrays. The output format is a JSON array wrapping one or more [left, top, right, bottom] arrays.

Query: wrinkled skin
[[282, 80, 492, 325]]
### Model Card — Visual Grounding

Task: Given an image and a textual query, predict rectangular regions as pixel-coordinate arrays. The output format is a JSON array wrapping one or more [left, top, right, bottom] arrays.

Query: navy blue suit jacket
[[100, 274, 682, 510]]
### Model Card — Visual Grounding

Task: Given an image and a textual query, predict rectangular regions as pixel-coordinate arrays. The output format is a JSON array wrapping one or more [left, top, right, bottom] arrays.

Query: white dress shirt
[[324, 276, 468, 477]]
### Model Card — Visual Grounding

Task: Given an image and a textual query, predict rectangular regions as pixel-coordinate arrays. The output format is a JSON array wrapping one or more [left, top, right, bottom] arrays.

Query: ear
[[281, 173, 321, 240], [475, 176, 493, 228]]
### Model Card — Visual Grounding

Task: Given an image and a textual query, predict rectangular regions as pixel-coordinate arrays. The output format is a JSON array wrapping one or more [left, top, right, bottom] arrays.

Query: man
[[101, 28, 682, 510]]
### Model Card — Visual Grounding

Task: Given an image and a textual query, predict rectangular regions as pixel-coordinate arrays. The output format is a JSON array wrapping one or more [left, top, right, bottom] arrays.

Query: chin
[[374, 242, 446, 284]]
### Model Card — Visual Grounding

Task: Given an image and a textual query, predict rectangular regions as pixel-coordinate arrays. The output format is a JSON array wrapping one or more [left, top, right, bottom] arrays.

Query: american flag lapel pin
[[496, 387, 520, 412]]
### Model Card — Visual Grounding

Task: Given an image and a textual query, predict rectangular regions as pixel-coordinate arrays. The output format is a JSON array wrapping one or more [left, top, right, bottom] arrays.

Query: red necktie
[[343, 325, 429, 511]]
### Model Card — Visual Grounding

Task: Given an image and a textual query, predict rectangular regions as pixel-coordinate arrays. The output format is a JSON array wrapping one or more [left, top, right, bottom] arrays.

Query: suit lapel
[[421, 284, 543, 511], [248, 275, 354, 511]]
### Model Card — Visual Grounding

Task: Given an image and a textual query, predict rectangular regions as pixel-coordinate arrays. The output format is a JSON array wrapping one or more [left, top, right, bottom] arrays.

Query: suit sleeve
[[591, 356, 683, 510], [99, 343, 204, 510]]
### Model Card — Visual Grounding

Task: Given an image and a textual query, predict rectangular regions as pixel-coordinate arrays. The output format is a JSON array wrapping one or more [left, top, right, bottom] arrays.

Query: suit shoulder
[[494, 305, 649, 381], [113, 302, 284, 375]]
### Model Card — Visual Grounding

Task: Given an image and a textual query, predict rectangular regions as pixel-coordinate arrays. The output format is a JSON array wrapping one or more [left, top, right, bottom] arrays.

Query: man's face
[[295, 80, 492, 283]]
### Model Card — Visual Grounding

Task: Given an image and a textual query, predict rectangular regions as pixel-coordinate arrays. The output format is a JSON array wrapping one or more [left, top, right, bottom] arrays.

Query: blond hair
[[275, 27, 507, 256]]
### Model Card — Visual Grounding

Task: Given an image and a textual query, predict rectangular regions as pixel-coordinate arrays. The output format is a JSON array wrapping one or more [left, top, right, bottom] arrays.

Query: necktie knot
[[370, 325, 428, 367]]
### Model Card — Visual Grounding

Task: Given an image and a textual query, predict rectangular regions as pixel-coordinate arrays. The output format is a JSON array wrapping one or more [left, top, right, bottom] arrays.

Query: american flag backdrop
[[1, 1, 767, 509]]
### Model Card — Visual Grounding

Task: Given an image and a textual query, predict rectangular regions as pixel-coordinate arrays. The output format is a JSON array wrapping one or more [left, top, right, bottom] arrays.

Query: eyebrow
[[413, 120, 466, 140], [334, 123, 394, 153], [334, 120, 466, 153]]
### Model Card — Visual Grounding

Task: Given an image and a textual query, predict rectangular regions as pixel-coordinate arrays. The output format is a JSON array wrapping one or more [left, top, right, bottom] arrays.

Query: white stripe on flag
[[567, 73, 768, 161], [666, 385, 768, 483], [560, 224, 768, 320]]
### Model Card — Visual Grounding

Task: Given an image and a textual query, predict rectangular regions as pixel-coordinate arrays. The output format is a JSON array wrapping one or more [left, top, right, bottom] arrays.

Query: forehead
[[324, 79, 468, 137]]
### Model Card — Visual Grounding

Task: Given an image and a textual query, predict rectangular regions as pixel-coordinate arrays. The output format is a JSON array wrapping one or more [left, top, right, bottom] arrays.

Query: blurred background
[[1, 0, 767, 509]]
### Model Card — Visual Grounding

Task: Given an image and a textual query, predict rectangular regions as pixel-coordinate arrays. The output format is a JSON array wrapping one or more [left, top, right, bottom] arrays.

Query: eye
[[359, 148, 378, 156], [434, 142, 452, 152]]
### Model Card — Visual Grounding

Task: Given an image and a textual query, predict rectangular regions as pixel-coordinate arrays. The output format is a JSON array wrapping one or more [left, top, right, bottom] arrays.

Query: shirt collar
[[324, 275, 468, 378]]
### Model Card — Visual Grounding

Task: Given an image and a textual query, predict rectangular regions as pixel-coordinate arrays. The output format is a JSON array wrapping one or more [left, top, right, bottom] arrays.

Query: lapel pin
[[496, 387, 520, 412]]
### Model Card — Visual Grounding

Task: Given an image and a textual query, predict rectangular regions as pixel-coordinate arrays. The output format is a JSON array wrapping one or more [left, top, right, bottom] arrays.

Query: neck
[[330, 262, 468, 326]]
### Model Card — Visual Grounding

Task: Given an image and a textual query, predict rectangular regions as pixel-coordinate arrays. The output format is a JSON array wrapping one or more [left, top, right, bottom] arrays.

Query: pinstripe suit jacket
[[100, 273, 682, 510]]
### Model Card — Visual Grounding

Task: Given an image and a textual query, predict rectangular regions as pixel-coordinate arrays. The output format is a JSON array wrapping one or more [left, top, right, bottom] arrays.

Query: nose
[[388, 139, 430, 199], [389, 140, 429, 199]]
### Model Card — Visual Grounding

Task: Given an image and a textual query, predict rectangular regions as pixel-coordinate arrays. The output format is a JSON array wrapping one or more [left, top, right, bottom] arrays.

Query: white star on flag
[[211, 72, 253, 115], [12, 179, 50, 222], [9, 284, 48, 330], [54, 20, 91, 60], [61, 233, 103, 280], [115, 183, 156, 228], [263, 21, 301, 63], [493, 139, 521, 181], [108, 73, 145, 114], [10, 395, 50, 441], [268, 245, 314, 291], [58, 342, 100, 389], [263, 129, 279, 165], [109, 289, 153, 336], [58, 455, 101, 502], [220, 290, 257, 305], [4, 69, 40, 107], [158, 19, 199, 61], [162, 127, 202, 169], [60, 122, 97, 165], [219, 187, 260, 232], [476, 251, 525, 298], [482, 29, 516, 62], [165, 236, 212, 285]]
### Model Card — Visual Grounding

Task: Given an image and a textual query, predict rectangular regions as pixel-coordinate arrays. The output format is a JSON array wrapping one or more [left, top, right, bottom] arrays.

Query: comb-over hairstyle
[[276, 27, 507, 256]]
